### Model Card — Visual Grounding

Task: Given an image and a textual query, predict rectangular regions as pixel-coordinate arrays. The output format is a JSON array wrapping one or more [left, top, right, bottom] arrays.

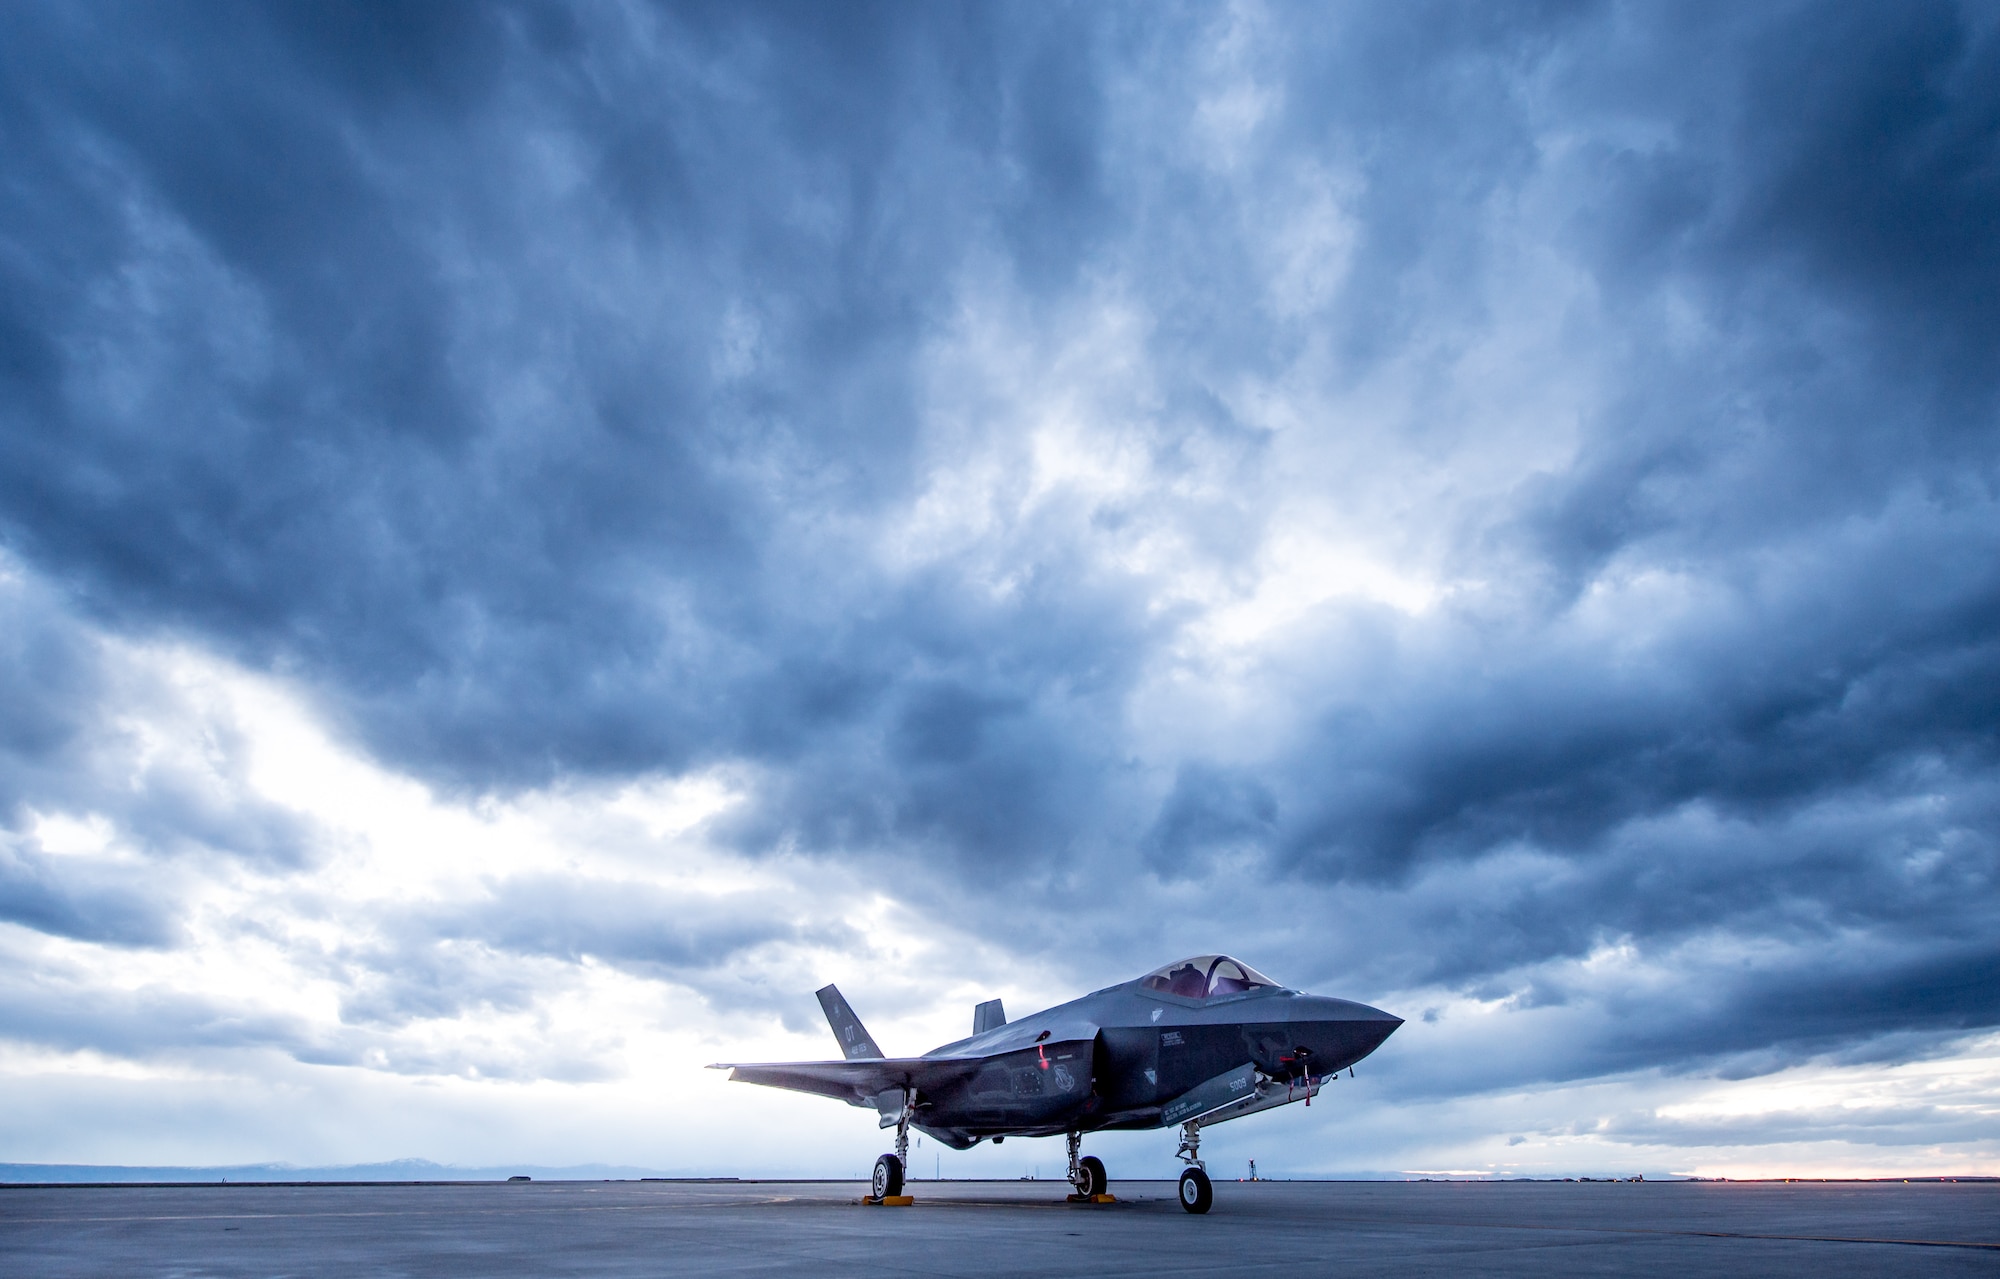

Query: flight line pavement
[[3, 1177, 1996, 1277]]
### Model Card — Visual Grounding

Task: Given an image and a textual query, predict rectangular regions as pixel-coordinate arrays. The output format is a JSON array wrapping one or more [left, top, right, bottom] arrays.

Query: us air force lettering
[[711, 955, 1401, 1213]]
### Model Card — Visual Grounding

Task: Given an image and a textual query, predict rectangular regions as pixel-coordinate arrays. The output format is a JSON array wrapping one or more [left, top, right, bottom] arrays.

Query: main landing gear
[[1065, 1130, 1107, 1199], [871, 1113, 910, 1200], [1175, 1119, 1212, 1214], [871, 1151, 903, 1199]]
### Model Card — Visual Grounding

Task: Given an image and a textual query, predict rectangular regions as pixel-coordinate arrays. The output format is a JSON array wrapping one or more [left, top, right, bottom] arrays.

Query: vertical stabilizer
[[973, 998, 1006, 1035], [815, 984, 884, 1060]]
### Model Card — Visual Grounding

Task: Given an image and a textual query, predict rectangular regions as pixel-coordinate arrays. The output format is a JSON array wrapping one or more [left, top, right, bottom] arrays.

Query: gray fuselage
[[910, 978, 1401, 1149]]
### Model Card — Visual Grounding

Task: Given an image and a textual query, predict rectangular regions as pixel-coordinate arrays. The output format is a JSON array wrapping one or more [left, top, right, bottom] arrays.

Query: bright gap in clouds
[[0, 631, 1044, 1169]]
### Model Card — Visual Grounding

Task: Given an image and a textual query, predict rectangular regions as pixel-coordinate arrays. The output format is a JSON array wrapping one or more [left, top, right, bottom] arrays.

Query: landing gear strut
[[1065, 1131, 1107, 1198], [1175, 1119, 1212, 1214], [871, 1107, 910, 1200]]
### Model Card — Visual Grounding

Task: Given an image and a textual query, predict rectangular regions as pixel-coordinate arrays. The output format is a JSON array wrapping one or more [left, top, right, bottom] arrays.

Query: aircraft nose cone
[[1290, 994, 1402, 1062], [1360, 1011, 1402, 1050], [1348, 1005, 1402, 1050]]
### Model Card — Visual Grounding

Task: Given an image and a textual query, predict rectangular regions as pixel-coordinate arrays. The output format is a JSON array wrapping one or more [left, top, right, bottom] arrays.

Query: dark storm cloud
[[193, 865, 865, 1045], [328, 874, 836, 1029], [0, 0, 1140, 807], [0, 965, 610, 1080], [0, 977, 319, 1059], [0, 565, 317, 896], [0, 841, 176, 947], [1269, 521, 2000, 886], [4, 0, 2000, 1092], [442, 875, 811, 971], [1611, 1103, 2000, 1152], [1528, 4, 2000, 592]]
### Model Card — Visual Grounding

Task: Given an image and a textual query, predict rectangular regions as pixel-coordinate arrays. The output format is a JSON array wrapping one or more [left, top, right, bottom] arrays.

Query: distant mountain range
[[0, 1158, 691, 1184]]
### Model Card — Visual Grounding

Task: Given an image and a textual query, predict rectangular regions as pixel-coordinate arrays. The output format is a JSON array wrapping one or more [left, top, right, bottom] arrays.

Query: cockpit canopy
[[1138, 954, 1281, 1000]]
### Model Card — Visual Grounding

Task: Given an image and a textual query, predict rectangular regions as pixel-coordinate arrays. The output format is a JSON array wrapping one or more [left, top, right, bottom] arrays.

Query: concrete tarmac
[[4, 1177, 1996, 1277]]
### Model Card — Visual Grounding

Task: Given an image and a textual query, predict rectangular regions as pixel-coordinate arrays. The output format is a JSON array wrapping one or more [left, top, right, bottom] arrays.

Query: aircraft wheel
[[1076, 1155, 1106, 1198], [1177, 1166, 1212, 1214], [872, 1153, 904, 1199]]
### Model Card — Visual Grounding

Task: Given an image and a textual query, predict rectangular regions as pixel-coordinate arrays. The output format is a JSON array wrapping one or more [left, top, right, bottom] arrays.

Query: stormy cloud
[[1, 0, 1998, 1174]]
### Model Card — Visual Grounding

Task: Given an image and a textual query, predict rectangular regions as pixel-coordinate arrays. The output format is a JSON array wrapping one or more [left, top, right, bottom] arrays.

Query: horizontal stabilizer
[[973, 998, 1006, 1035], [816, 984, 883, 1060]]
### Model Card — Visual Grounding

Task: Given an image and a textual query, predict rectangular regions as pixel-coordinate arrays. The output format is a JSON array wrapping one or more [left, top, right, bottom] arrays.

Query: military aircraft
[[711, 954, 1401, 1213]]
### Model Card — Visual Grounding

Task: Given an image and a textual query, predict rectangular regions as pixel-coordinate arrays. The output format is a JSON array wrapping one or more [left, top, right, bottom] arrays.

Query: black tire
[[1077, 1155, 1107, 1198], [873, 1153, 904, 1199], [1178, 1166, 1212, 1214]]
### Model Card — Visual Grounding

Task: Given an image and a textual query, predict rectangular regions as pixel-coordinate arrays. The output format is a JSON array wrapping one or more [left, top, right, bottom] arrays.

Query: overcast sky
[[2, 0, 1998, 1180]]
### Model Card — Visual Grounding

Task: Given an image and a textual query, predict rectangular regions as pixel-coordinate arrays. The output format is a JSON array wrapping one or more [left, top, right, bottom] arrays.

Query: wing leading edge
[[709, 1057, 982, 1107]]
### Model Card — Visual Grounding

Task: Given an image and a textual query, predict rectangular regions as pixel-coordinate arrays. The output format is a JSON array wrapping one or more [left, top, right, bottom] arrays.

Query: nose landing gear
[[1175, 1119, 1212, 1214], [1177, 1168, 1212, 1213]]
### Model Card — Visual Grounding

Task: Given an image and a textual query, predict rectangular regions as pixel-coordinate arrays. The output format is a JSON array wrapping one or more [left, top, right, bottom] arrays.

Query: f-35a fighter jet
[[712, 954, 1401, 1213]]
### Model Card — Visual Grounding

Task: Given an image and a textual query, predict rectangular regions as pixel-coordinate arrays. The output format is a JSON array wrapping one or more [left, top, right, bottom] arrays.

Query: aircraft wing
[[708, 1056, 983, 1106]]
